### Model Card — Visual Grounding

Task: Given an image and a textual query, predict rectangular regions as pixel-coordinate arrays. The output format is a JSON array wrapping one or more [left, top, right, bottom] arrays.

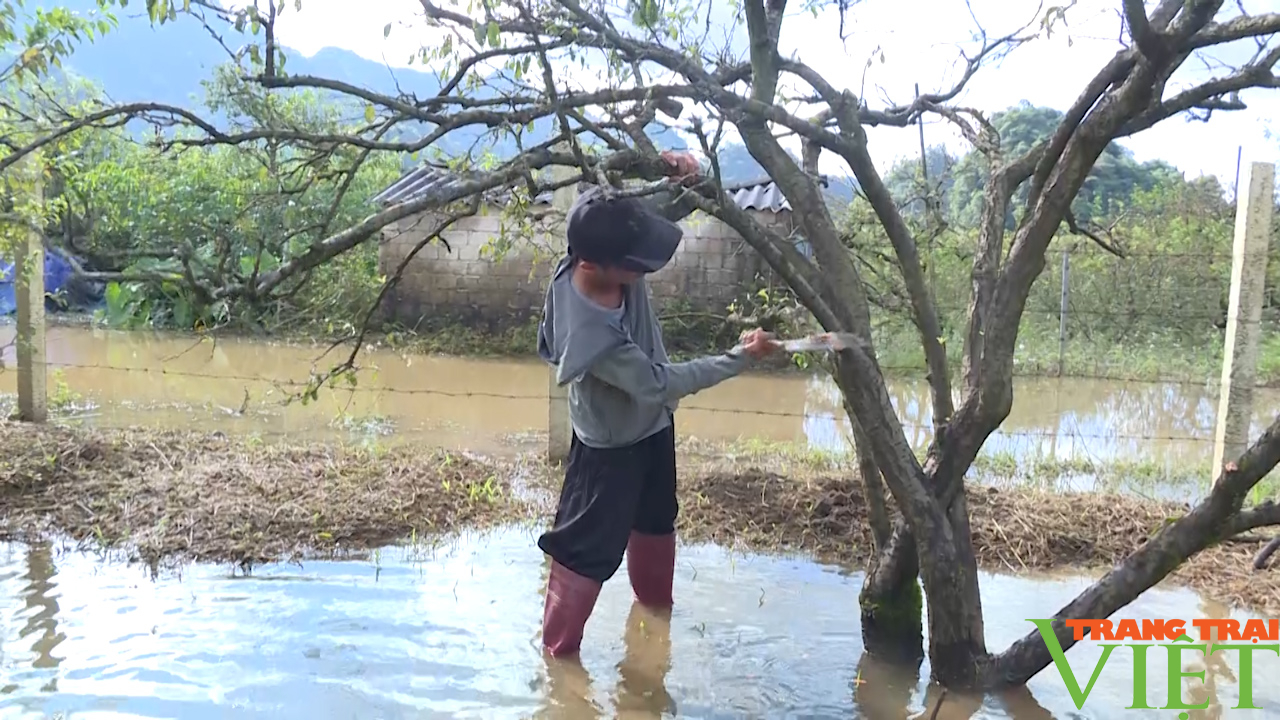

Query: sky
[[246, 0, 1279, 188]]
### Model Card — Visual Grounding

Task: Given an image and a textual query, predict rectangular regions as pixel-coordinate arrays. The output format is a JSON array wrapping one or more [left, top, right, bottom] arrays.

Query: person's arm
[[570, 151, 705, 222], [641, 184, 701, 223], [588, 341, 751, 407], [642, 151, 706, 222]]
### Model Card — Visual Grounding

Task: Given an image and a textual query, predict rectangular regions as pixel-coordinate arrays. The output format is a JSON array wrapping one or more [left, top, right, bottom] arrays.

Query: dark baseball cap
[[565, 184, 683, 274]]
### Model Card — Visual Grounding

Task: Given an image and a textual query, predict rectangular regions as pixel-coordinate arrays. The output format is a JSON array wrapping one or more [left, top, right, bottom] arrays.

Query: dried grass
[[2, 421, 1278, 614], [0, 421, 529, 570], [676, 467, 1280, 615]]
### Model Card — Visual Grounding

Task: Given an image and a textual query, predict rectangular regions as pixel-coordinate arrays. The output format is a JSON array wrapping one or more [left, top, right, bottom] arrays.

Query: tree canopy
[[883, 102, 1190, 229]]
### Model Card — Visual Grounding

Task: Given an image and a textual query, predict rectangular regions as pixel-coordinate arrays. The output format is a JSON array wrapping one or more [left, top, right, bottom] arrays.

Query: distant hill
[[31, 0, 856, 197]]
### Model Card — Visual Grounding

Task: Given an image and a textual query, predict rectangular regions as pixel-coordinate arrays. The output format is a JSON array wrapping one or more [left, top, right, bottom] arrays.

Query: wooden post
[[1057, 248, 1069, 376], [1212, 161, 1274, 482], [546, 151, 578, 463], [15, 154, 47, 423]]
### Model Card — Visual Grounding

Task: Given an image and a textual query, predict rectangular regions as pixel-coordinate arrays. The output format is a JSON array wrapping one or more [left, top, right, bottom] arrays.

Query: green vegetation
[[369, 161, 1279, 384], [839, 103, 1280, 384], [3, 2, 1278, 387], [12, 65, 404, 336]]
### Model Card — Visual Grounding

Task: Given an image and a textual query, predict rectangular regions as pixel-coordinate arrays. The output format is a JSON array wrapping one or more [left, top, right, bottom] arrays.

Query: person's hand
[[739, 328, 781, 360], [660, 149, 701, 185]]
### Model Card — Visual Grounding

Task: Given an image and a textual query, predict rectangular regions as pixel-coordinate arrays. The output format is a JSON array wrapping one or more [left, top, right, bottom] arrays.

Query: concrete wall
[[378, 202, 794, 325]]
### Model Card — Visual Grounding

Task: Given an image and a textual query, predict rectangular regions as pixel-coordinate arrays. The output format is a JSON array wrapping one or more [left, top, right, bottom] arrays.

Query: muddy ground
[[0, 420, 1276, 613]]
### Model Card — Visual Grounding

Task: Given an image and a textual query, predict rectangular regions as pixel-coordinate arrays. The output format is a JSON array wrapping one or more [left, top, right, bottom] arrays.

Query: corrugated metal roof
[[728, 180, 791, 212], [372, 167, 791, 213]]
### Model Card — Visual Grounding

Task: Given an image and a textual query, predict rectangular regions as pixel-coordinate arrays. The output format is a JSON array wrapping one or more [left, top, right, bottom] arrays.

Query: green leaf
[[486, 21, 499, 48], [383, 22, 391, 37], [364, 104, 375, 123]]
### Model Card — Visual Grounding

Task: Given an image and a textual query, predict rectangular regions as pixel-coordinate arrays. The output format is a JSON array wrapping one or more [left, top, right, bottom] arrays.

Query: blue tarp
[[0, 251, 86, 315]]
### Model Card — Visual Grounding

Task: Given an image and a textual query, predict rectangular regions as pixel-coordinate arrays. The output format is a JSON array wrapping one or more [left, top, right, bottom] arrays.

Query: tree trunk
[[919, 522, 988, 687], [985, 415, 1280, 686], [832, 364, 989, 683], [849, 452, 991, 683], [846, 35, 1172, 685], [858, 526, 923, 663]]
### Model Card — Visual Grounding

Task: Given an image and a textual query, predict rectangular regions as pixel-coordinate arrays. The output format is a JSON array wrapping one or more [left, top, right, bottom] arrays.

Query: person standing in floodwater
[[534, 151, 781, 657]]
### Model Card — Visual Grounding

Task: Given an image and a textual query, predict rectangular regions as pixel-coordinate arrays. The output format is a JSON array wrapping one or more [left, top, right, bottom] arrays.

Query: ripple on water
[[1, 529, 1279, 718]]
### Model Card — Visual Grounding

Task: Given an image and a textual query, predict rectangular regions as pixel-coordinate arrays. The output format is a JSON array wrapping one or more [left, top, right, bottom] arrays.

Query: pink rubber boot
[[542, 561, 602, 656], [625, 531, 676, 608]]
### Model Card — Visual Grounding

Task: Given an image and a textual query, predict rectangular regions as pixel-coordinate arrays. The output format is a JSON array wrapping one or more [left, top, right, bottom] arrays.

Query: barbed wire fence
[[0, 354, 1262, 436], [0, 324, 1268, 464], [1, 169, 1277, 495]]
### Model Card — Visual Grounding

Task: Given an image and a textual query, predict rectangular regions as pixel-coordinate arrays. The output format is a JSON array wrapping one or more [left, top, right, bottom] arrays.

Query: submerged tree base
[[859, 578, 925, 666], [0, 421, 1277, 614]]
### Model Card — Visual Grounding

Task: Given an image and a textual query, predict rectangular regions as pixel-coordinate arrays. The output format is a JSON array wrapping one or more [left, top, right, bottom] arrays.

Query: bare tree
[[6, 0, 1280, 691]]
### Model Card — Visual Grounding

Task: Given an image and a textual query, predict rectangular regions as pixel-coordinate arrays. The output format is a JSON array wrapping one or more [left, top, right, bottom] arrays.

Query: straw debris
[[676, 468, 1280, 615], [0, 421, 528, 570], [2, 422, 1278, 614]]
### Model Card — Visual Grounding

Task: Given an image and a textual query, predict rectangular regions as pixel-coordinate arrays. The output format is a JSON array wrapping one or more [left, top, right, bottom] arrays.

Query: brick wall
[[378, 202, 794, 325]]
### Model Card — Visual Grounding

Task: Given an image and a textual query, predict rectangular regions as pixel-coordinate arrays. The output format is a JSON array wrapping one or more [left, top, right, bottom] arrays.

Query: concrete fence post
[[1212, 160, 1274, 483], [15, 153, 47, 423], [546, 149, 578, 463]]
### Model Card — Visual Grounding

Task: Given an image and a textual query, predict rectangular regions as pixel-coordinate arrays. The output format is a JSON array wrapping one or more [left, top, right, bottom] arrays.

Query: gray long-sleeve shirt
[[535, 188, 752, 448]]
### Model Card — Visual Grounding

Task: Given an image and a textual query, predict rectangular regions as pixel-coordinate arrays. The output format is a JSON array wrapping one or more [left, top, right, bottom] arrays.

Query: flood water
[[2, 326, 1277, 717], [1, 527, 1275, 719], [2, 325, 1277, 475]]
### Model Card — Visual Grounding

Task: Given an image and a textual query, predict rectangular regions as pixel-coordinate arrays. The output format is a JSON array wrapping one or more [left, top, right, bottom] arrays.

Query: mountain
[[28, 0, 856, 196], [29, 1, 684, 158]]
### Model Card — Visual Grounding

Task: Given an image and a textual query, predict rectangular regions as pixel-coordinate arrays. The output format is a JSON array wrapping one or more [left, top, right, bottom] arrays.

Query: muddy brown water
[[2, 326, 1278, 473], [2, 528, 1277, 719], [3, 327, 1279, 717]]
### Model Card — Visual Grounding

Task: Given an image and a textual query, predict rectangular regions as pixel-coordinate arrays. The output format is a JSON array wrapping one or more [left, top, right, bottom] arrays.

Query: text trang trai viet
[[1029, 616, 1280, 715]]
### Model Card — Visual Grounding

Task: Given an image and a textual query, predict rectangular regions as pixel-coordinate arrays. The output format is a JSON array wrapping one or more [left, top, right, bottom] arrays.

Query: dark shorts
[[536, 418, 678, 583]]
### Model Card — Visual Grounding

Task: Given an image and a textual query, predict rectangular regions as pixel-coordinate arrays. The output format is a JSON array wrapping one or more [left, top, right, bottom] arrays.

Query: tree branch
[[784, 58, 954, 434], [1064, 211, 1126, 258], [1123, 0, 1168, 62]]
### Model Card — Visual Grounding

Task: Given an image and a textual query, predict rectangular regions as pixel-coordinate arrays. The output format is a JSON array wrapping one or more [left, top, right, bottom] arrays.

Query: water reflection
[[8, 542, 63, 695], [535, 603, 675, 720], [613, 604, 677, 717], [1185, 597, 1236, 719], [852, 652, 920, 718], [0, 528, 1278, 718]]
